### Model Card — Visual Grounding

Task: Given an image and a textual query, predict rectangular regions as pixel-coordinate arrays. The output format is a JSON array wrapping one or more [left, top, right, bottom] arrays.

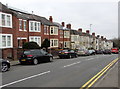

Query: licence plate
[[21, 59, 26, 61], [61, 53, 64, 54]]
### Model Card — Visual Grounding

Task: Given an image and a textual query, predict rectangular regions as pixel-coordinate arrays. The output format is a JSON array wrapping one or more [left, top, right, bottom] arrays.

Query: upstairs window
[[44, 25, 49, 35], [19, 19, 22, 31], [7, 15, 10, 26], [2, 14, 5, 26], [29, 21, 41, 32], [50, 26, 58, 35], [23, 20, 27, 31], [0, 12, 12, 28]]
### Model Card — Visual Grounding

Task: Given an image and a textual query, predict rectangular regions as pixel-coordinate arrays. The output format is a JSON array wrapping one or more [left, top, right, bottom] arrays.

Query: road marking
[[0, 71, 50, 88], [80, 58, 119, 89], [86, 58, 94, 60], [63, 61, 81, 68]]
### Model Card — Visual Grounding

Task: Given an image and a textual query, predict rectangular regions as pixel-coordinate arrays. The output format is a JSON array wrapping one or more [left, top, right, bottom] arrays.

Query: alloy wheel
[[2, 63, 8, 72]]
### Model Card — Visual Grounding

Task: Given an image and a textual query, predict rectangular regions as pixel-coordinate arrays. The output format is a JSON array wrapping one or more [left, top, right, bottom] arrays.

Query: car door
[[70, 50, 75, 57], [40, 50, 49, 61]]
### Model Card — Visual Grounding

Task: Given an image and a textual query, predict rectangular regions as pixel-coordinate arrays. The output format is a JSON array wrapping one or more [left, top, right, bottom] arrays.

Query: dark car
[[19, 49, 53, 65], [0, 58, 10, 72], [95, 50, 103, 54], [58, 50, 78, 59], [103, 49, 111, 54]]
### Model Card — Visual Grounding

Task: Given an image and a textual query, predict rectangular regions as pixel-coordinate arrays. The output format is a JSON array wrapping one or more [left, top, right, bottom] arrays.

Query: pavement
[[94, 61, 119, 88], [8, 55, 119, 88]]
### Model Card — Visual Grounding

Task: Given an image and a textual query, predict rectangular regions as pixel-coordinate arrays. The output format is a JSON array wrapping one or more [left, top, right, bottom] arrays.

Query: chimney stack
[[78, 28, 82, 32], [97, 35, 100, 38], [66, 24, 71, 29], [49, 16, 53, 22], [92, 33, 95, 36], [86, 30, 90, 34], [61, 22, 65, 27], [101, 36, 104, 39]]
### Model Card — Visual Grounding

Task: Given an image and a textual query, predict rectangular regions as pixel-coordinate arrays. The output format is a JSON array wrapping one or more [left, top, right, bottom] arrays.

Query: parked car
[[19, 49, 53, 65], [58, 50, 78, 59], [0, 58, 10, 72], [76, 49, 90, 56], [88, 50, 96, 55], [111, 48, 119, 54], [103, 49, 112, 54], [95, 50, 103, 54]]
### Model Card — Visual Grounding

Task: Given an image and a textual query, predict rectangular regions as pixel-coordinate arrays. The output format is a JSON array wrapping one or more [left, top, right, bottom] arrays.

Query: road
[[1, 54, 118, 88]]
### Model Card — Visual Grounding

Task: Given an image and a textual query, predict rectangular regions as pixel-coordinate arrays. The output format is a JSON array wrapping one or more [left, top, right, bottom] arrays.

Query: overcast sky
[[0, 0, 119, 39]]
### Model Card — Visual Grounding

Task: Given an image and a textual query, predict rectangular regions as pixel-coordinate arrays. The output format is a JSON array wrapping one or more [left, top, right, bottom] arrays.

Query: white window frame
[[64, 41, 70, 48], [64, 31, 70, 38], [29, 21, 41, 32], [50, 39, 58, 47], [23, 20, 27, 31], [44, 25, 49, 35], [29, 36, 41, 46], [50, 26, 58, 35], [0, 34, 13, 48], [19, 19, 22, 31], [0, 12, 12, 28]]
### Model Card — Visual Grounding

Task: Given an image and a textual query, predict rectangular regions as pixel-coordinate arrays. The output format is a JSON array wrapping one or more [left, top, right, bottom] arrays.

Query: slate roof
[[0, 3, 57, 26], [70, 30, 79, 35], [53, 22, 70, 30], [0, 2, 13, 14]]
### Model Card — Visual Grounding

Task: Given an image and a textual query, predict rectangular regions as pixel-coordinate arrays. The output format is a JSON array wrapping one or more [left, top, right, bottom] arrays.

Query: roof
[[70, 30, 79, 35], [0, 2, 13, 14], [53, 22, 70, 30], [0, 3, 57, 26]]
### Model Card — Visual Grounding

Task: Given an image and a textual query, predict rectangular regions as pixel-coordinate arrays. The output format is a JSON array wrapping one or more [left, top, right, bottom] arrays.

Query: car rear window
[[61, 50, 68, 52], [24, 50, 41, 55]]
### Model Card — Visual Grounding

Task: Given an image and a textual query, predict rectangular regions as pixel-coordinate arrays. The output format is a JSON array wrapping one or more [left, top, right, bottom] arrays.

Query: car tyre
[[49, 57, 53, 62], [33, 59, 38, 65], [2, 63, 9, 72], [69, 55, 72, 59]]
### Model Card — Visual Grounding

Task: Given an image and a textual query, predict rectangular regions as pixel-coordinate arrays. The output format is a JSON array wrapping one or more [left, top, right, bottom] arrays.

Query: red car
[[111, 48, 119, 54]]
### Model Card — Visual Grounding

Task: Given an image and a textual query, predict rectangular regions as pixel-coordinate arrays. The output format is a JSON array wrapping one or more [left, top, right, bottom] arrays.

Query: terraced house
[[0, 2, 113, 60]]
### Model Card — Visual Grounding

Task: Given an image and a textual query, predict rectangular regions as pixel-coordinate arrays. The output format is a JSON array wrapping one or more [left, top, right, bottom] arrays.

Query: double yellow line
[[80, 58, 119, 89]]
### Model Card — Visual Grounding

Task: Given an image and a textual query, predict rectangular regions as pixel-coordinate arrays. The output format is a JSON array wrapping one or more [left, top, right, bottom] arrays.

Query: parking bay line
[[63, 61, 81, 68], [0, 71, 50, 88]]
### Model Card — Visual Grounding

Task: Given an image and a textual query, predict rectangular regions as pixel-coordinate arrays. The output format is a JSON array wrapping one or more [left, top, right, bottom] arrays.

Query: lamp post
[[90, 24, 92, 48]]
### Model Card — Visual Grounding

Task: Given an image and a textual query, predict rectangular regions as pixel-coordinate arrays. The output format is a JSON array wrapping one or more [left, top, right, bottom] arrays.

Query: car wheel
[[2, 63, 9, 72], [33, 59, 38, 65], [69, 55, 72, 59], [75, 54, 78, 58], [49, 57, 53, 62]]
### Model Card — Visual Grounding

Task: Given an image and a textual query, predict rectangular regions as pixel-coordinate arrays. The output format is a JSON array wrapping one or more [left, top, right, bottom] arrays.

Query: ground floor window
[[29, 36, 41, 46], [50, 39, 58, 47], [64, 41, 70, 48], [0, 34, 13, 48]]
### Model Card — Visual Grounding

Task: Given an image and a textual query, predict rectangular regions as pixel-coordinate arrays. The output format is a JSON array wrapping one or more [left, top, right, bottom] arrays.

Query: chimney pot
[[61, 22, 65, 27], [66, 24, 71, 29], [86, 30, 90, 34], [78, 28, 82, 32], [97, 35, 100, 38], [92, 33, 95, 36], [49, 16, 53, 22]]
